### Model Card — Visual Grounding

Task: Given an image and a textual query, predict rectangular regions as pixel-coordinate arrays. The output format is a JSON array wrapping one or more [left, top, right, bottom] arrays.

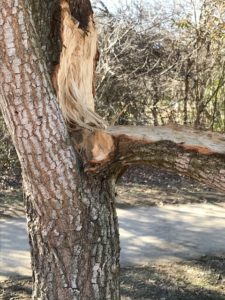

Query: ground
[[117, 166, 225, 208], [121, 255, 225, 300], [1, 256, 225, 300], [1, 166, 225, 300]]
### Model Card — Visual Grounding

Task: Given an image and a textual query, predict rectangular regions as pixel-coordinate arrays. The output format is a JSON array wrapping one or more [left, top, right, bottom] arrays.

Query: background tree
[[95, 0, 225, 129], [1, 0, 225, 300], [0, 114, 20, 188]]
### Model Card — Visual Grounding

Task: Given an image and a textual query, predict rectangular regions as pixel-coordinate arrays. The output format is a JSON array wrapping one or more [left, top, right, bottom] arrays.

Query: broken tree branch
[[72, 125, 225, 191]]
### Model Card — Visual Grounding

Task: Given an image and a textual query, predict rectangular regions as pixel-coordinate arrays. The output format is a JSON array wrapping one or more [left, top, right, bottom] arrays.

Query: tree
[[1, 0, 225, 299], [95, 0, 225, 130]]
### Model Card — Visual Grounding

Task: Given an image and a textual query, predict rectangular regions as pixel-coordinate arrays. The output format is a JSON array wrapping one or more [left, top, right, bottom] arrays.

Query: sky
[[93, 0, 202, 22], [95, 0, 177, 11], [94, 0, 201, 12], [97, 0, 149, 12]]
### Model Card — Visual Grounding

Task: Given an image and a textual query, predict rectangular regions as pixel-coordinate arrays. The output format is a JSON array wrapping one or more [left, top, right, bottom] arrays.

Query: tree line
[[95, 0, 225, 130]]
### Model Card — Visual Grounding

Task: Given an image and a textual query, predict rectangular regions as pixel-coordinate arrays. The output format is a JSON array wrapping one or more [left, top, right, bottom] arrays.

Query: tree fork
[[1, 1, 225, 300], [0, 1, 119, 299]]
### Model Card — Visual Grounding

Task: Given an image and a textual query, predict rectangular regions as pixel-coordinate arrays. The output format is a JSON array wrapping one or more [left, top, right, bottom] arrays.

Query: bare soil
[[117, 166, 224, 208], [1, 166, 225, 299], [0, 277, 31, 300], [0, 189, 24, 218], [1, 256, 225, 299], [120, 255, 225, 300]]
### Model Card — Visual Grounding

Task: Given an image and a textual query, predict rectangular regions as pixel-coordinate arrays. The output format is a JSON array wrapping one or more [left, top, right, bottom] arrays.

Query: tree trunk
[[29, 0, 61, 74], [0, 1, 119, 299], [184, 58, 192, 125], [151, 81, 159, 126], [27, 176, 120, 300], [1, 1, 225, 300]]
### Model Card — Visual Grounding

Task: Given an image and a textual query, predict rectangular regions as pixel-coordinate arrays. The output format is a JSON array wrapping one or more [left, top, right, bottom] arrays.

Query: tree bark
[[76, 125, 225, 192], [1, 1, 225, 300], [0, 1, 119, 299], [29, 0, 61, 74]]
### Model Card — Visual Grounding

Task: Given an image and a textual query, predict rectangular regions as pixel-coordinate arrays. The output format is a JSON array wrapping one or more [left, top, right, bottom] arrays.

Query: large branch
[[72, 125, 225, 191]]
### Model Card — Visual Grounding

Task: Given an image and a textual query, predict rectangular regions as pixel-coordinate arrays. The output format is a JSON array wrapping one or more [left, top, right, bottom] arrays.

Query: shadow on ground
[[117, 166, 225, 208], [118, 205, 225, 266], [120, 256, 225, 299], [1, 256, 225, 299], [1, 166, 225, 299], [0, 276, 32, 300]]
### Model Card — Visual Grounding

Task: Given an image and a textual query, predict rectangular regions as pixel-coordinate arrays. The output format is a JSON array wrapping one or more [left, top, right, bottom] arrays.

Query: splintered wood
[[53, 0, 106, 129], [51, 1, 225, 184]]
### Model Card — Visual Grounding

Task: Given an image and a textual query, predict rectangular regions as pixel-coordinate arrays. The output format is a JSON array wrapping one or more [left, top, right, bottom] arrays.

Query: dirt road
[[0, 217, 31, 280], [1, 203, 225, 281], [119, 203, 225, 266]]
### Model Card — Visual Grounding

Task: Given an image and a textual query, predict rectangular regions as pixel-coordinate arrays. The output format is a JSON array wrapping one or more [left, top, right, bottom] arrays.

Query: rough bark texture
[[29, 0, 61, 74], [73, 126, 225, 192], [1, 1, 225, 300], [0, 1, 119, 299]]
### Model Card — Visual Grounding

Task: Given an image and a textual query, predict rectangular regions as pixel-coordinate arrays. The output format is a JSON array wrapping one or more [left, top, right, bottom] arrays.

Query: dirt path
[[119, 203, 225, 266], [1, 203, 225, 281], [0, 217, 31, 281]]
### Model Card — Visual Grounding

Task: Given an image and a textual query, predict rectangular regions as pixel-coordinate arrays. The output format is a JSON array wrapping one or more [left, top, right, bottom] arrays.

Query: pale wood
[[107, 125, 225, 155], [53, 0, 106, 129], [74, 125, 225, 192]]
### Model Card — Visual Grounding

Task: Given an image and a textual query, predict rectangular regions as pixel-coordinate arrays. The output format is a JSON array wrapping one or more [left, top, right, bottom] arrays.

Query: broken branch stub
[[72, 125, 225, 192]]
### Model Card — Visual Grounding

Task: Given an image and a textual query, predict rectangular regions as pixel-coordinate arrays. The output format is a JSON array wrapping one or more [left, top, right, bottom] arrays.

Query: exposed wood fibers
[[180, 145, 213, 155], [75, 125, 225, 171], [52, 2, 225, 168], [53, 0, 106, 129]]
